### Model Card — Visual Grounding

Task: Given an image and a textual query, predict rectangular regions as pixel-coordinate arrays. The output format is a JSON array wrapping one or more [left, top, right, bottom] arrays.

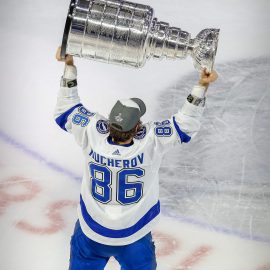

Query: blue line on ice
[[0, 129, 269, 244], [0, 130, 81, 182]]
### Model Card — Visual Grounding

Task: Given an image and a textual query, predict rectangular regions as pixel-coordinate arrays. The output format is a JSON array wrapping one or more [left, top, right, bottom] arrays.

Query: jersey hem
[[80, 195, 160, 238], [77, 207, 160, 246]]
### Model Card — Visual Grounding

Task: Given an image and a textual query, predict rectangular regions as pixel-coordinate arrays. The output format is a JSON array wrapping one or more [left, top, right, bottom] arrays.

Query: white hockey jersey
[[54, 65, 205, 246]]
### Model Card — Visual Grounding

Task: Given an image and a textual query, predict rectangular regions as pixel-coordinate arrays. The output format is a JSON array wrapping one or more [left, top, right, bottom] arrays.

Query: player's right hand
[[199, 69, 218, 88], [55, 46, 74, 66]]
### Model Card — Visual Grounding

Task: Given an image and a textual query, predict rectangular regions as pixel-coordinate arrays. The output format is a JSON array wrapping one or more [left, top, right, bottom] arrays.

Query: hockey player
[[55, 47, 218, 270]]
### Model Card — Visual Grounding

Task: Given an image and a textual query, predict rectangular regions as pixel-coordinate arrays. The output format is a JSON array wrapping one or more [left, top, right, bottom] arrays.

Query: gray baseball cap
[[109, 98, 146, 132]]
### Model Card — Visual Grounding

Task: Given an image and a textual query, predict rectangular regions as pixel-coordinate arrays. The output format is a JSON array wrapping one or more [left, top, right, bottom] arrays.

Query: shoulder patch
[[96, 120, 109, 134], [78, 106, 95, 117], [134, 125, 147, 140]]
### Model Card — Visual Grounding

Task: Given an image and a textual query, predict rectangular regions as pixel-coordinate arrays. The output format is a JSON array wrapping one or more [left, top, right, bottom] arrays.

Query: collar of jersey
[[107, 136, 134, 147]]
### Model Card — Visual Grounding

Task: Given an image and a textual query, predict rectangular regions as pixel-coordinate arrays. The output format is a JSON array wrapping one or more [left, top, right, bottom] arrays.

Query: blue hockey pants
[[69, 220, 157, 270]]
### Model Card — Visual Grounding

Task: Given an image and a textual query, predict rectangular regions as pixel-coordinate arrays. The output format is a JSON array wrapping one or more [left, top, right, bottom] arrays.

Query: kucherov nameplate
[[61, 0, 220, 72]]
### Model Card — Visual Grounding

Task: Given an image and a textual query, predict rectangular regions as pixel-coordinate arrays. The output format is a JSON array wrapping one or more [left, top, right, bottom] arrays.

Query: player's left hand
[[199, 69, 218, 87], [55, 46, 74, 66]]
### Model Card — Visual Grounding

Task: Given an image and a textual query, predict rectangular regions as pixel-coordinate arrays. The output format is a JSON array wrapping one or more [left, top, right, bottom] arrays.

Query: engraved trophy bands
[[61, 0, 220, 72]]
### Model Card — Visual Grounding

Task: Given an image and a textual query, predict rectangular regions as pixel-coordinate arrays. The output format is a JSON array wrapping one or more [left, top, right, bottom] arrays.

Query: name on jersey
[[89, 150, 144, 168]]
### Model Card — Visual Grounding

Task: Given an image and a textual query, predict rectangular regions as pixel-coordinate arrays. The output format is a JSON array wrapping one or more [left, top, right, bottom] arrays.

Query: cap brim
[[130, 98, 146, 117]]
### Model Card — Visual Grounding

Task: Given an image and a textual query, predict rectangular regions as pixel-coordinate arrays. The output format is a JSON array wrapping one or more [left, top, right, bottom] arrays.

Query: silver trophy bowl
[[61, 0, 219, 72]]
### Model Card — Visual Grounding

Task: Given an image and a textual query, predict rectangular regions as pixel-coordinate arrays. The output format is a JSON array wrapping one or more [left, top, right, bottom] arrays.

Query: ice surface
[[0, 0, 270, 269], [158, 57, 270, 242]]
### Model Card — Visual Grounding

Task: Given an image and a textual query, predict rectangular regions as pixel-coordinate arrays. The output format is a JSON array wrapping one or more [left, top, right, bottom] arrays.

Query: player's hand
[[55, 46, 74, 66], [199, 69, 218, 88]]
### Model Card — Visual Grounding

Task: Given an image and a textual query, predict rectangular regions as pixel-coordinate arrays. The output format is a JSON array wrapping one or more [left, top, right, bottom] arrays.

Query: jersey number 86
[[89, 163, 145, 205]]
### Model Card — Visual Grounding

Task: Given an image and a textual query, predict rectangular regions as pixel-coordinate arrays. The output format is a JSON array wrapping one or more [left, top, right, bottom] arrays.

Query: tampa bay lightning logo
[[96, 120, 109, 134], [134, 125, 147, 140]]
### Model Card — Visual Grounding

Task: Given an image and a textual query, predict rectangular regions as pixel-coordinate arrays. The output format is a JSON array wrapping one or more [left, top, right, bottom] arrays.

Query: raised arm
[[176, 69, 218, 140], [152, 69, 218, 152], [54, 47, 92, 149]]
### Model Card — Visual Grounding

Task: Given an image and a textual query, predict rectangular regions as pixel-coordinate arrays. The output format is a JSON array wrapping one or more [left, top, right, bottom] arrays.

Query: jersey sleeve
[[54, 65, 95, 149], [150, 85, 206, 154]]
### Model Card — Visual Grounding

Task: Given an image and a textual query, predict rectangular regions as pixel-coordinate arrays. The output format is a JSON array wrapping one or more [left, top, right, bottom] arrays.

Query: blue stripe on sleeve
[[55, 103, 82, 131], [172, 116, 191, 143], [80, 195, 160, 238]]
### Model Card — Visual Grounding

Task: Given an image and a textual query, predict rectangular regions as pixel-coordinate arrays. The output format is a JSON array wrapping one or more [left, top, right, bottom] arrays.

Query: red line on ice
[[153, 231, 180, 257], [0, 176, 41, 215], [16, 200, 77, 234], [257, 263, 270, 270], [173, 245, 212, 270]]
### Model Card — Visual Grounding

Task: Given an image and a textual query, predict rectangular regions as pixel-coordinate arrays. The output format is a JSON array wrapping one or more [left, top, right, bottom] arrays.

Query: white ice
[[0, 0, 270, 269]]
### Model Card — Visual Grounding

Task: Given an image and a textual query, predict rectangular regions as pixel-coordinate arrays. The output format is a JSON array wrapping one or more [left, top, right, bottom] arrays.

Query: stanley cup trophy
[[61, 0, 220, 72]]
